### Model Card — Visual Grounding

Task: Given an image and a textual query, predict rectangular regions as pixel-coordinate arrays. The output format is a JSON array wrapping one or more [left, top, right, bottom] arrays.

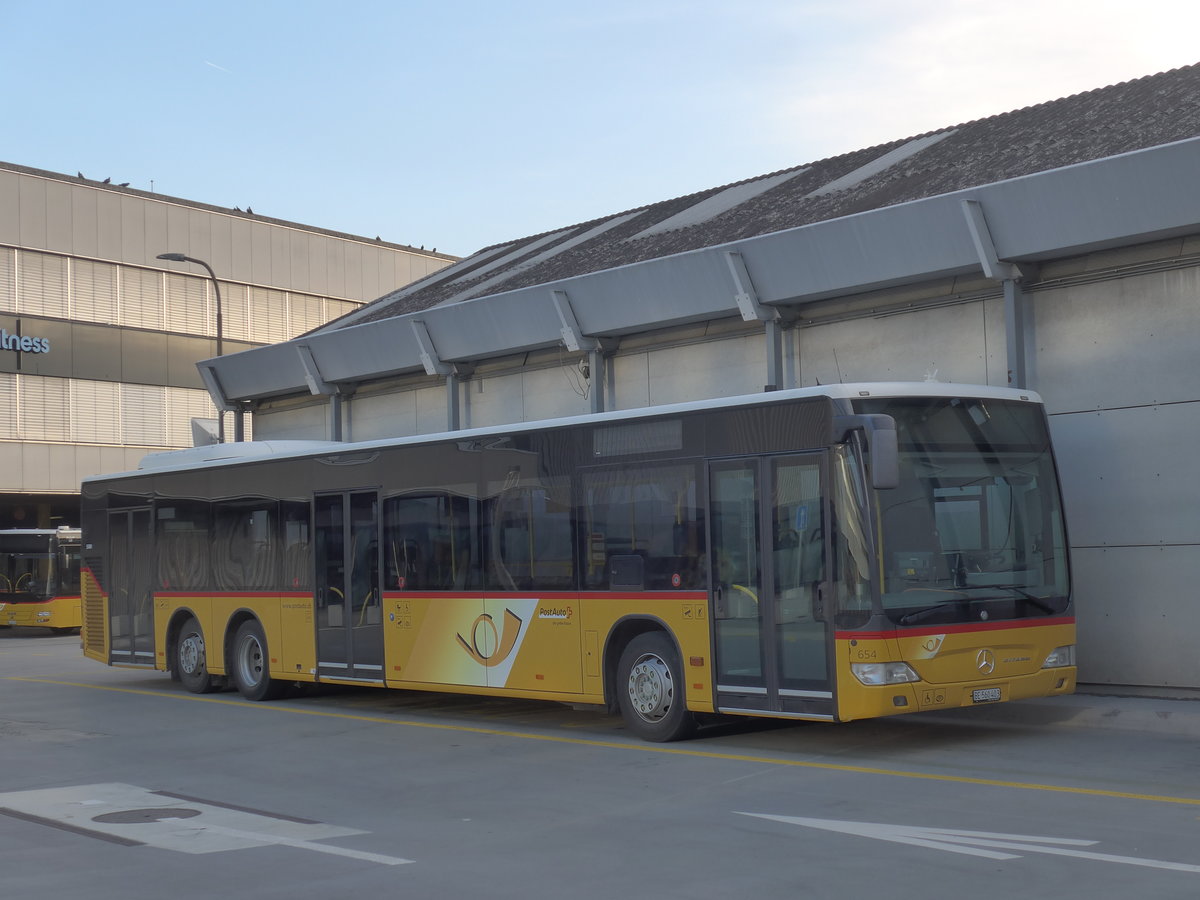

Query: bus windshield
[[0, 534, 56, 601], [854, 396, 1070, 627]]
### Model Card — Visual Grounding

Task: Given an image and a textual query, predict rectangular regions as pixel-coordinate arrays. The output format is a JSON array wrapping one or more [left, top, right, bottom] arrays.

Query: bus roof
[[87, 381, 1043, 483]]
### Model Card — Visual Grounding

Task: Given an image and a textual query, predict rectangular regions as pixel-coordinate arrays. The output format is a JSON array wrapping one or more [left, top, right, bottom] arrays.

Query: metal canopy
[[204, 136, 1200, 404]]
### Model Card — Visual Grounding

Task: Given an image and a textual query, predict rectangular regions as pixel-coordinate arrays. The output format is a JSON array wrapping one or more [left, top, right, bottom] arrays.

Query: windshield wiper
[[985, 586, 1059, 615], [898, 591, 970, 625]]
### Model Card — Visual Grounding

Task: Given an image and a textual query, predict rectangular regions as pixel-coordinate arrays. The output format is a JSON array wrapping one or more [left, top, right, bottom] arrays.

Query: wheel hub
[[179, 635, 202, 674], [627, 653, 674, 722], [238, 637, 265, 685]]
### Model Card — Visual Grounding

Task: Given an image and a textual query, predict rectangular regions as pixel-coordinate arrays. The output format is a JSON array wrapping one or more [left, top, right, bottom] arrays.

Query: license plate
[[972, 687, 1002, 703]]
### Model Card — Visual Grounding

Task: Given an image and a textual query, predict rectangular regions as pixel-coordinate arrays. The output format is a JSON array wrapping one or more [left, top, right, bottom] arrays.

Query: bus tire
[[616, 631, 696, 742], [230, 619, 285, 701], [177, 616, 218, 694]]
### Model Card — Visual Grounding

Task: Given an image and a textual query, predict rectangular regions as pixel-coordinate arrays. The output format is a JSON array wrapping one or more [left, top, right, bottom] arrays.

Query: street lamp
[[157, 252, 226, 442]]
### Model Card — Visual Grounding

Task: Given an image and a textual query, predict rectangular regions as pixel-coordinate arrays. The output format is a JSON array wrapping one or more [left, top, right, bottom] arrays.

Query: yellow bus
[[0, 528, 83, 633], [79, 383, 1074, 741]]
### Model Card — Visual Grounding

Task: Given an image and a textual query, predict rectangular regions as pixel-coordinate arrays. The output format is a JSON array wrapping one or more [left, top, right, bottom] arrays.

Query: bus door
[[709, 453, 834, 719], [314, 491, 384, 683], [107, 508, 155, 667]]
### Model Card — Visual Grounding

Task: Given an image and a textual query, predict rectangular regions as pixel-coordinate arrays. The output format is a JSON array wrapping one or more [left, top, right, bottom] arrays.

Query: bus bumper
[[838, 666, 1077, 722]]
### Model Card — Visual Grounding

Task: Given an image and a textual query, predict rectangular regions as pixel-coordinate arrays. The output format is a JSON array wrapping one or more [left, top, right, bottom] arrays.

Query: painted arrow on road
[[735, 813, 1200, 873]]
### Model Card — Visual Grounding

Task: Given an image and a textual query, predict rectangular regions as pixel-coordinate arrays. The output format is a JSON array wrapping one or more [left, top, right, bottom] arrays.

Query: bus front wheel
[[616, 632, 696, 742], [176, 616, 218, 694], [230, 619, 285, 701]]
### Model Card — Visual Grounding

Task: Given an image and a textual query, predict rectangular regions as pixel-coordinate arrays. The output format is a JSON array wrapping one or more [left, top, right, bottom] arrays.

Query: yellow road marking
[[12, 675, 1200, 808]]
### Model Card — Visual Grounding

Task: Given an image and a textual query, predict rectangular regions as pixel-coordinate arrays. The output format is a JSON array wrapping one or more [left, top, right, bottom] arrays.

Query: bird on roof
[[234, 206, 241, 211], [77, 171, 85, 179], [102, 177, 111, 184], [118, 182, 129, 187], [246, 206, 253, 214]]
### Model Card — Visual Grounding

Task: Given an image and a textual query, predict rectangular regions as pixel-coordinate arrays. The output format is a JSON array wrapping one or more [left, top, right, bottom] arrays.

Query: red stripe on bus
[[148, 589, 708, 602], [837, 616, 1075, 641], [380, 590, 708, 601], [154, 591, 308, 600]]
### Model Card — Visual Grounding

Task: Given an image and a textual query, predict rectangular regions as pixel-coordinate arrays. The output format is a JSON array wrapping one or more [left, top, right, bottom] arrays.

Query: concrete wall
[[1035, 263, 1200, 687]]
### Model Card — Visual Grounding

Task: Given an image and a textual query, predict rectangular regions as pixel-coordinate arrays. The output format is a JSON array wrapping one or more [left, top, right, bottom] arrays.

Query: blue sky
[[4, 0, 1198, 258]]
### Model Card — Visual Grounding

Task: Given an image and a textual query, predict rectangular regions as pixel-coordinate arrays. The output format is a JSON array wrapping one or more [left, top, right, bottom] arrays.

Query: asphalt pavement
[[915, 683, 1200, 738]]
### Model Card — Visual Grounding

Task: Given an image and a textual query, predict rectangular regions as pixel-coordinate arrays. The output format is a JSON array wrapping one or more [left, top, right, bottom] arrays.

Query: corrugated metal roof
[[350, 63, 1200, 326]]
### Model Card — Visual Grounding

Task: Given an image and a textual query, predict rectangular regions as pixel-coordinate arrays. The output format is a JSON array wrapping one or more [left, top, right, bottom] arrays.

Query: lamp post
[[157, 252, 226, 442]]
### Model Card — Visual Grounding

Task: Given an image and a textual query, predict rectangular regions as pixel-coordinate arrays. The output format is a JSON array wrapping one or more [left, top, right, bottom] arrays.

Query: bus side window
[[485, 484, 572, 592], [384, 494, 482, 591], [583, 463, 704, 591]]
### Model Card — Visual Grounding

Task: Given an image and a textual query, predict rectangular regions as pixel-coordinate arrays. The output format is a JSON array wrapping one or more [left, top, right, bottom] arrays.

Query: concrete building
[[0, 161, 455, 527], [201, 64, 1200, 691]]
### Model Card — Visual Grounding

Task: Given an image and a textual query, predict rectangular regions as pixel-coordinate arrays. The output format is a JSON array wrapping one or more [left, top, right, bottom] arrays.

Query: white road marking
[[181, 822, 412, 865], [736, 813, 1200, 873], [0, 783, 411, 865]]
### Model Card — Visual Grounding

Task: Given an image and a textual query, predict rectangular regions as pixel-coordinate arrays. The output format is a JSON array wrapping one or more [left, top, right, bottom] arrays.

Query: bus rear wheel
[[176, 616, 218, 694], [231, 619, 285, 701], [616, 632, 696, 742]]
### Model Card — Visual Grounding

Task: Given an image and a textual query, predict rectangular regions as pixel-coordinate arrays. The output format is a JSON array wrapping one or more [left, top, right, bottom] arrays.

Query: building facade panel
[[798, 300, 995, 387], [1073, 545, 1200, 686], [611, 352, 652, 412], [70, 323, 123, 381], [342, 240, 364, 300], [95, 191, 123, 261], [122, 193, 151, 266], [270, 226, 290, 290], [1051, 403, 1200, 547], [348, 389, 418, 442], [305, 232, 329, 297], [18, 175, 48, 249], [520, 365, 594, 422], [21, 441, 52, 491], [1033, 267, 1200, 413], [0, 444, 18, 481], [647, 333, 764, 406], [44, 179, 73, 250], [250, 221, 274, 285], [462, 371, 524, 429], [70, 186, 99, 258], [414, 383, 451, 435], [0, 172, 19, 246], [254, 397, 330, 440], [229, 217, 253, 283]]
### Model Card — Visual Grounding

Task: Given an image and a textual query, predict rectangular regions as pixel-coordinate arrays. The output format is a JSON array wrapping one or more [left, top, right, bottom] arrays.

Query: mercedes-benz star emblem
[[976, 649, 996, 674]]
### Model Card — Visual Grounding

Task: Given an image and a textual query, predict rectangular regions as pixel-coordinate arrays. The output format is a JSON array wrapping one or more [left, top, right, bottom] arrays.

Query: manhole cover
[[93, 807, 201, 824]]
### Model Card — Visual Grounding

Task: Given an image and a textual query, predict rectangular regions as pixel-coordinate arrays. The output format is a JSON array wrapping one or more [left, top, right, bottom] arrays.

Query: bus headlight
[[851, 662, 921, 685], [1042, 645, 1076, 668]]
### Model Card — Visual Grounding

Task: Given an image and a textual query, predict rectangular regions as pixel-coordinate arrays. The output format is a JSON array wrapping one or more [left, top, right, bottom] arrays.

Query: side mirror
[[832, 414, 899, 490]]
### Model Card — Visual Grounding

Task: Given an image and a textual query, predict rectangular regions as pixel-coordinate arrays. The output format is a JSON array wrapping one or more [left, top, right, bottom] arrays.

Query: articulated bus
[[0, 528, 83, 633], [79, 383, 1074, 741]]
